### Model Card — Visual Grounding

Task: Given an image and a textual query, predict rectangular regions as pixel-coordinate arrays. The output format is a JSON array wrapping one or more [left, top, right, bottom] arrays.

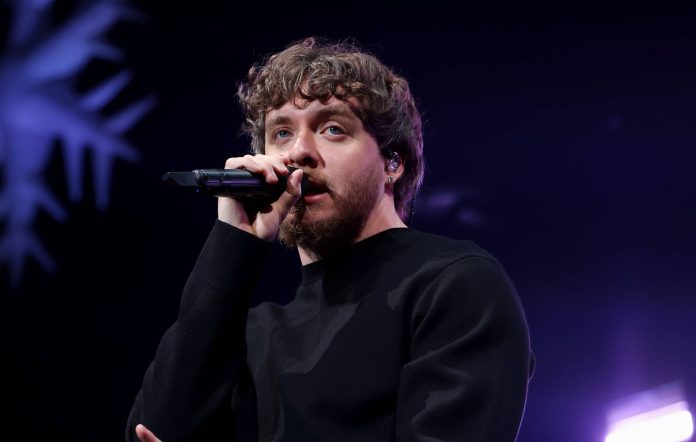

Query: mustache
[[299, 170, 331, 193], [289, 170, 331, 212]]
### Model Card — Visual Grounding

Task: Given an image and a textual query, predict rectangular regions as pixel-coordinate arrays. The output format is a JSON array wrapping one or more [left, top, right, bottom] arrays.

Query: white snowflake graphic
[[0, 0, 154, 289]]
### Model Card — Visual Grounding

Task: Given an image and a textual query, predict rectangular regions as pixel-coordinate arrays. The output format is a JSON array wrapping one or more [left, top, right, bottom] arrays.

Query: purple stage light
[[605, 402, 693, 442], [0, 1, 154, 289], [605, 383, 693, 442]]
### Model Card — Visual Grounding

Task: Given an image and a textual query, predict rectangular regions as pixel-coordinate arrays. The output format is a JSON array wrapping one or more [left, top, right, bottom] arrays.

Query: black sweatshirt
[[127, 221, 533, 441]]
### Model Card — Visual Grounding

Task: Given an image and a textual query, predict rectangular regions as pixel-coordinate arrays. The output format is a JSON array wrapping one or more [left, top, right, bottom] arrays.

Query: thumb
[[270, 169, 303, 217]]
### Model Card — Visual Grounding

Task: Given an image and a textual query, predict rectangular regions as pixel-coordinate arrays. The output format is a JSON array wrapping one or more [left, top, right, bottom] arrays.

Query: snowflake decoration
[[0, 0, 154, 289]]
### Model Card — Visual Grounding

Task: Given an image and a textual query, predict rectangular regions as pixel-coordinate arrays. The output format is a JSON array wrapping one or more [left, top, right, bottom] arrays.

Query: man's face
[[264, 96, 385, 254]]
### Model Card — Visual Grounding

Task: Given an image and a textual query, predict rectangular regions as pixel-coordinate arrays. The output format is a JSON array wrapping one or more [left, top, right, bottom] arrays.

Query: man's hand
[[135, 424, 161, 442], [217, 154, 303, 241]]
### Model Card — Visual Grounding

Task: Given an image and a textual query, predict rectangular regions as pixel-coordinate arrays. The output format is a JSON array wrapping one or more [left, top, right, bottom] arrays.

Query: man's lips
[[302, 179, 327, 193], [301, 181, 328, 202], [301, 192, 326, 203]]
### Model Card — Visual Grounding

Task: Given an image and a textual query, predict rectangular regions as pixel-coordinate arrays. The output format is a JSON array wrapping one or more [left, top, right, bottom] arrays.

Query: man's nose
[[288, 130, 319, 168]]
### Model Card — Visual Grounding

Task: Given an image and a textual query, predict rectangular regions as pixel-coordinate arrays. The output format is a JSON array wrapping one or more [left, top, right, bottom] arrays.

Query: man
[[127, 38, 533, 442]]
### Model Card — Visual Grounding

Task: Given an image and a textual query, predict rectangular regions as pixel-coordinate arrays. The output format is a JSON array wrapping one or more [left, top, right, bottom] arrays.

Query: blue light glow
[[0, 0, 154, 289]]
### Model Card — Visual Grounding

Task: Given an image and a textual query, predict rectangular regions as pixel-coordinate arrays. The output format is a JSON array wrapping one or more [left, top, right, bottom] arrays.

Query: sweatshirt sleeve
[[126, 221, 272, 442], [396, 256, 533, 442]]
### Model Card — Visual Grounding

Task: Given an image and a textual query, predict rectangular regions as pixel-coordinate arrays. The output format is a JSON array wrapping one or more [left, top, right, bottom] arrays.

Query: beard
[[278, 165, 382, 258]]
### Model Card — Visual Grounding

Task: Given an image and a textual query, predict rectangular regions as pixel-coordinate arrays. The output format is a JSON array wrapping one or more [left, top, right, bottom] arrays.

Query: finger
[[225, 155, 278, 184], [264, 155, 292, 177], [224, 156, 247, 169], [240, 155, 280, 184], [135, 424, 162, 442], [253, 154, 295, 183]]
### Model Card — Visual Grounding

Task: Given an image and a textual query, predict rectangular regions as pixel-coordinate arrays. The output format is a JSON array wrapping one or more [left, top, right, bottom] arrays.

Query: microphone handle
[[162, 167, 305, 200], [195, 168, 282, 198]]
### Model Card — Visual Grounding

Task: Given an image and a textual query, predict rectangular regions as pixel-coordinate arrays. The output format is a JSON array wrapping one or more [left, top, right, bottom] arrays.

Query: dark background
[[2, 2, 695, 441]]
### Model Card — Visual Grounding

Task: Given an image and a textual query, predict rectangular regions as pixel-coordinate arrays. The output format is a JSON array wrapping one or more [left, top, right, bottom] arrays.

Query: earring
[[386, 176, 394, 184]]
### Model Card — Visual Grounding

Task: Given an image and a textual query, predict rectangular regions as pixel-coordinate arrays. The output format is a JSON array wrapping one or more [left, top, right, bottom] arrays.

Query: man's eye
[[276, 129, 291, 139], [327, 126, 344, 136]]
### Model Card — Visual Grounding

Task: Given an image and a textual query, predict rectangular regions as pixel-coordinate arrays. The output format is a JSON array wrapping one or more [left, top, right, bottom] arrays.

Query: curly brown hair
[[237, 37, 424, 221]]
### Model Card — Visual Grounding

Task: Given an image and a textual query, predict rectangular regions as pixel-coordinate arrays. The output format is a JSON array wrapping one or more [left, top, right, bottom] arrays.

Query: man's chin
[[279, 207, 361, 254], [279, 168, 381, 256], [286, 203, 331, 224]]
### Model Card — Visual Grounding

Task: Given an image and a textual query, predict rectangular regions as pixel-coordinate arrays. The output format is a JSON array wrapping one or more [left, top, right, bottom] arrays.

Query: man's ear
[[382, 148, 405, 183], [386, 152, 400, 173]]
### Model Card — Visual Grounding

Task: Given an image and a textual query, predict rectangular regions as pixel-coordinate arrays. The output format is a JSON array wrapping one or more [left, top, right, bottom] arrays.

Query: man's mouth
[[301, 181, 328, 202], [304, 188, 325, 196]]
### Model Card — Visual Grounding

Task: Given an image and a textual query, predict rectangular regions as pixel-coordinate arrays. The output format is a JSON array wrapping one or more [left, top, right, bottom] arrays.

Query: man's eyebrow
[[266, 114, 292, 129], [311, 104, 360, 122], [266, 103, 361, 129]]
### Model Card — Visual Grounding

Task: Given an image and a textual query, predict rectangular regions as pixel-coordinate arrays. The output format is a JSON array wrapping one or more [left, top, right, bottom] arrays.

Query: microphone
[[162, 167, 308, 201]]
